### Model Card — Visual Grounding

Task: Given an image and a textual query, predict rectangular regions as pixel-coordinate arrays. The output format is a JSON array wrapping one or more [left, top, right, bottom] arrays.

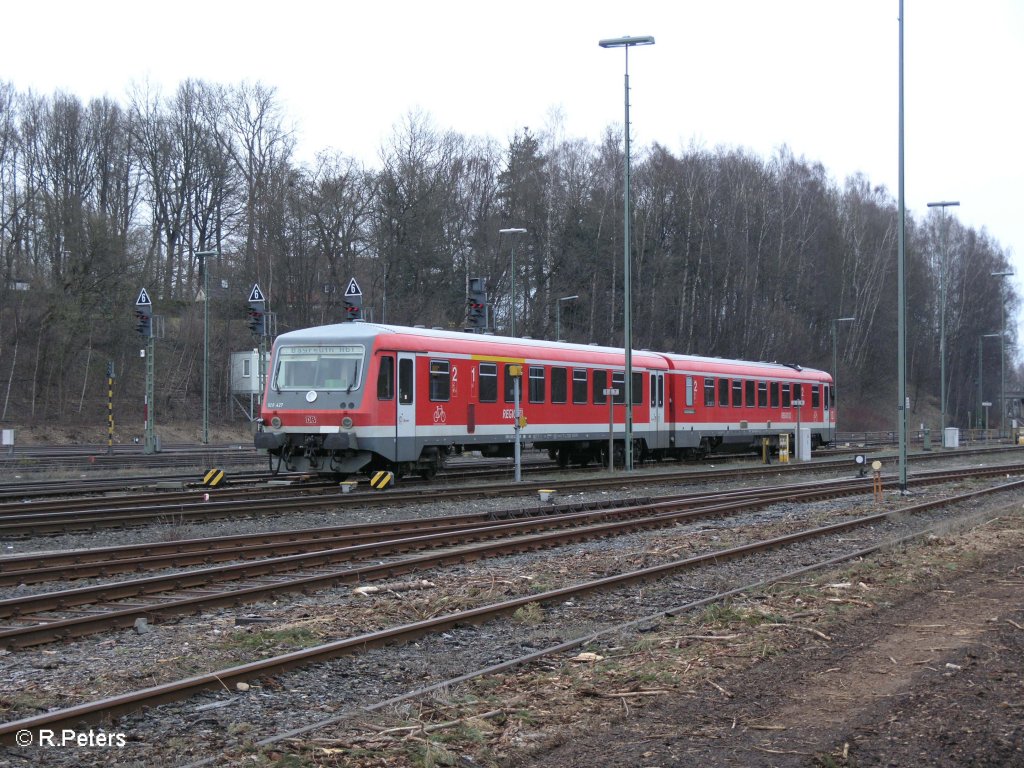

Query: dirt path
[[513, 513, 1024, 767]]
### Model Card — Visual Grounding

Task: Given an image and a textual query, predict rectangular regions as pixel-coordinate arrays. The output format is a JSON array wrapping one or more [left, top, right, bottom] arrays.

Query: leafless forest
[[0, 80, 1018, 434]]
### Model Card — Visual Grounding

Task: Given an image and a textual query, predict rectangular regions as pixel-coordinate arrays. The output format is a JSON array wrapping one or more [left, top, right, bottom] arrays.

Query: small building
[[231, 350, 270, 420]]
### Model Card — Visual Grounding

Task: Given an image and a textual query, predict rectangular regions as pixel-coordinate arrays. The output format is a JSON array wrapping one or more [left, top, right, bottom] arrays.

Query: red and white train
[[255, 322, 835, 477]]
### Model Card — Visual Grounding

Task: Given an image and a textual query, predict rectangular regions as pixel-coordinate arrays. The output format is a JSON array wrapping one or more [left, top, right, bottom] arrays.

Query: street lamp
[[599, 33, 654, 472], [196, 249, 218, 446], [979, 333, 1001, 432], [927, 200, 959, 433], [991, 270, 1013, 438], [830, 316, 855, 444], [896, 2, 909, 491], [556, 295, 579, 341], [499, 228, 527, 337]]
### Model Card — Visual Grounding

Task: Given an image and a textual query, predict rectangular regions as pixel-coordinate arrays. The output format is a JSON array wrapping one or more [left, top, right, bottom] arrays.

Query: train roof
[[275, 322, 665, 364], [660, 352, 830, 380], [273, 322, 830, 380]]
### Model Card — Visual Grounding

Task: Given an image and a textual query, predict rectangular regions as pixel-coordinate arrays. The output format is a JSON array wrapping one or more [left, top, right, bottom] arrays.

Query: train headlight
[[270, 416, 282, 428], [342, 416, 354, 429]]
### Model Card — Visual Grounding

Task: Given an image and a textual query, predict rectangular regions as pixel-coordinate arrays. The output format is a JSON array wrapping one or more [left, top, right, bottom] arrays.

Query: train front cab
[[255, 329, 378, 475]]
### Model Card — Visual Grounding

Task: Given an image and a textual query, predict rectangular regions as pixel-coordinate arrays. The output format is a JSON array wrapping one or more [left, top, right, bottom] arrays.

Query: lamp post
[[896, 1, 909, 491], [830, 316, 855, 445], [599, 33, 654, 472], [979, 333, 1001, 433], [499, 228, 527, 337], [927, 200, 959, 433], [991, 270, 1013, 438], [196, 249, 217, 445], [556, 295, 579, 341]]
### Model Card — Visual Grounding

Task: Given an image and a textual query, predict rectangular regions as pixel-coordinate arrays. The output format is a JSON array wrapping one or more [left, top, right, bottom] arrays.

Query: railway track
[[1, 467, 1020, 745], [0, 456, 559, 502], [1, 444, 266, 475], [1, 463, 1021, 652], [0, 445, 1019, 536]]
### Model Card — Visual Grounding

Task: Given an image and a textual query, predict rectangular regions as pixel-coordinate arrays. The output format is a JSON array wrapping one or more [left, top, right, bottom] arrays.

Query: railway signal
[[465, 277, 487, 332], [134, 287, 153, 337], [134, 308, 152, 337], [246, 305, 266, 336], [135, 287, 158, 454], [343, 277, 363, 321], [247, 284, 268, 338]]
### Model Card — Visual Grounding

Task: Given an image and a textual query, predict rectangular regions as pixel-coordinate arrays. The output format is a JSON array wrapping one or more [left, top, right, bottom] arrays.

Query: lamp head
[[599, 35, 655, 48]]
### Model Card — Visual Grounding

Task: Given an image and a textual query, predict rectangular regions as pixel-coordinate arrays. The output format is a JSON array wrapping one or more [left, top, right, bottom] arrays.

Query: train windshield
[[272, 345, 364, 392]]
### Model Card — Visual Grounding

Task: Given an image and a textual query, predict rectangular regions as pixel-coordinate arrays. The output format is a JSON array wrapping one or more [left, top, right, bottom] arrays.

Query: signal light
[[343, 296, 362, 321], [134, 309, 152, 337], [465, 277, 488, 331], [247, 306, 266, 337]]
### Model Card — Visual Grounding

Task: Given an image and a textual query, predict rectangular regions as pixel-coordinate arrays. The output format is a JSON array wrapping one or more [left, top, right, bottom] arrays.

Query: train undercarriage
[[260, 430, 824, 481]]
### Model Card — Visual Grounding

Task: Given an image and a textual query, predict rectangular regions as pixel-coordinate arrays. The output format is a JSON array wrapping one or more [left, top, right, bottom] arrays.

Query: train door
[[649, 372, 668, 449], [396, 352, 417, 461]]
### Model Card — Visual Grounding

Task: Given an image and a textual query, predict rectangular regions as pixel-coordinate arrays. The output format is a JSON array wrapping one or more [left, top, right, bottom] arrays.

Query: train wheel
[[556, 448, 569, 468]]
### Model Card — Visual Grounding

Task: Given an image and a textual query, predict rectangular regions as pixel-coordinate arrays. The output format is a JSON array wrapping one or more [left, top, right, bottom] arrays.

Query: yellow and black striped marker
[[202, 468, 226, 487], [369, 470, 394, 490]]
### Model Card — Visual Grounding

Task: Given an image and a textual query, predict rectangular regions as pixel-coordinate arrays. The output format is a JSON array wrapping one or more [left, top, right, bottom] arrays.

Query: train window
[[503, 365, 516, 403], [377, 356, 395, 400], [686, 376, 694, 407], [732, 379, 743, 407], [573, 369, 588, 404], [551, 367, 567, 404], [704, 378, 715, 407], [794, 383, 803, 403], [633, 372, 643, 405], [612, 372, 626, 405], [812, 384, 820, 409], [825, 385, 831, 410], [429, 360, 450, 401], [782, 383, 791, 408], [745, 379, 755, 407], [529, 366, 546, 403], [399, 358, 414, 404], [771, 382, 780, 408], [273, 345, 364, 391], [479, 362, 497, 403], [718, 378, 729, 407], [758, 381, 768, 407], [652, 374, 665, 408], [593, 370, 608, 405]]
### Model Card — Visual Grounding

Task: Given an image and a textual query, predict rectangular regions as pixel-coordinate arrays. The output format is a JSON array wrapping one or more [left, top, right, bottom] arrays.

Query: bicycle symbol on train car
[[433, 405, 447, 423]]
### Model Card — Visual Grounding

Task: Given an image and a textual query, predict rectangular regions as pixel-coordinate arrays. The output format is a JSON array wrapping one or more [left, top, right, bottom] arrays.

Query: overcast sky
[[4, 1, 1022, 329]]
